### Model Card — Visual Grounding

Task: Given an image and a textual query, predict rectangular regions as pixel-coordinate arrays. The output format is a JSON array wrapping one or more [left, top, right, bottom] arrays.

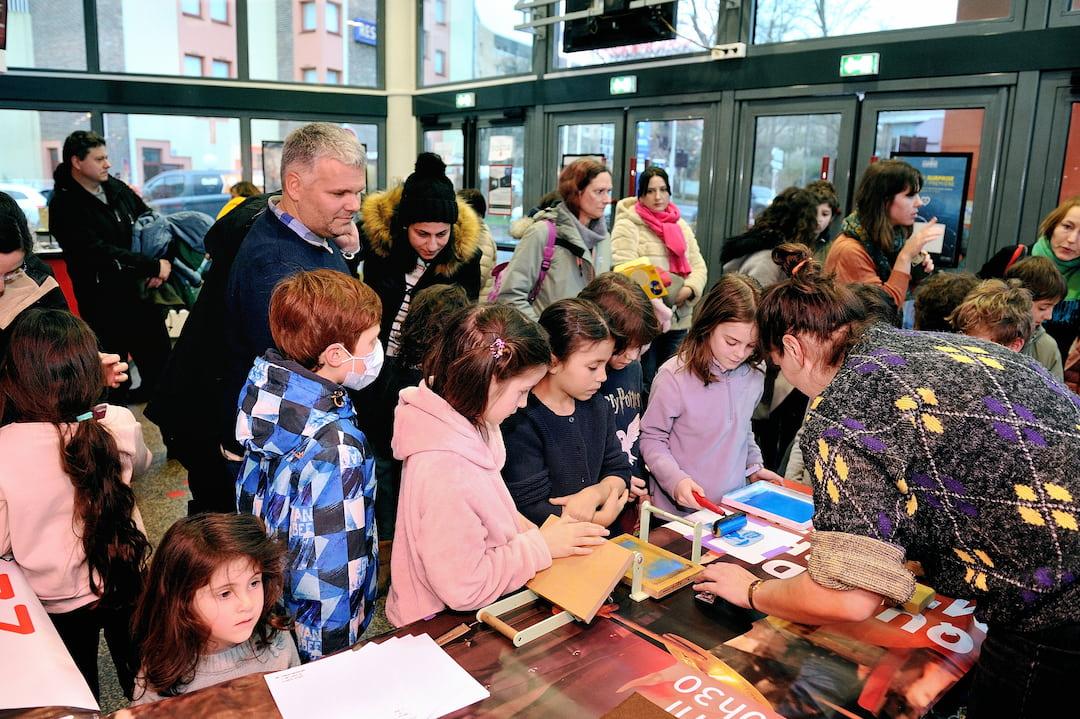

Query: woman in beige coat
[[611, 166, 707, 389]]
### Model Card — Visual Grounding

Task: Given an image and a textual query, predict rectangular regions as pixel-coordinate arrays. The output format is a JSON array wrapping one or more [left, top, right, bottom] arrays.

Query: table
[[9, 522, 983, 719]]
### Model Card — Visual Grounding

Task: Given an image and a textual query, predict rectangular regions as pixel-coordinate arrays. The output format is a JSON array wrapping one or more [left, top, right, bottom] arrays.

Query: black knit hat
[[398, 152, 458, 227]]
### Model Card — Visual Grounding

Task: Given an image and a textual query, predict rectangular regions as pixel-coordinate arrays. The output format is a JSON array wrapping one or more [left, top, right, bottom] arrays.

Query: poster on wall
[[262, 141, 284, 193], [488, 164, 513, 216], [890, 151, 973, 268], [488, 135, 514, 164]]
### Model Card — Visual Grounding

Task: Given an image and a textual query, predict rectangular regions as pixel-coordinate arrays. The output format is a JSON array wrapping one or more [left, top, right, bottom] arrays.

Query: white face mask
[[339, 341, 384, 391]]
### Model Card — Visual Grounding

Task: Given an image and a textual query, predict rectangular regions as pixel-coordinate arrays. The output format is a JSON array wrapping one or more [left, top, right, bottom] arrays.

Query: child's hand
[[629, 476, 648, 499], [99, 352, 129, 389], [749, 467, 785, 485], [593, 486, 629, 526], [540, 515, 609, 558], [550, 486, 604, 522], [674, 478, 706, 509]]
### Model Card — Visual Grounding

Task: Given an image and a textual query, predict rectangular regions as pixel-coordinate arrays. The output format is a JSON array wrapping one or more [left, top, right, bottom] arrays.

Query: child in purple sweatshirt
[[640, 274, 783, 512]]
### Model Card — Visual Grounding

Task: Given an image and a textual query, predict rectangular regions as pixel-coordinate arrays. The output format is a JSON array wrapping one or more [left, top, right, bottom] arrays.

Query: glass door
[[422, 128, 465, 191], [856, 88, 1007, 269], [476, 124, 525, 254], [547, 111, 626, 226], [733, 97, 857, 238], [625, 107, 713, 234]]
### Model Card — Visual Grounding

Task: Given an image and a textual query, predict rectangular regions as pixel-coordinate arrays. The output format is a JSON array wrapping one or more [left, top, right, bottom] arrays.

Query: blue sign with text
[[352, 18, 377, 46]]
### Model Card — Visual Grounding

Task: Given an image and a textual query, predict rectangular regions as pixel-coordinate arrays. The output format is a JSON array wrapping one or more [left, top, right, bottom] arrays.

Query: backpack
[[487, 220, 558, 303]]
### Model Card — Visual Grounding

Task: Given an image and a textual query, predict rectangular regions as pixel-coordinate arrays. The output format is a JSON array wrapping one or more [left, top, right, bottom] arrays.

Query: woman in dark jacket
[[0, 191, 69, 352], [359, 152, 483, 355]]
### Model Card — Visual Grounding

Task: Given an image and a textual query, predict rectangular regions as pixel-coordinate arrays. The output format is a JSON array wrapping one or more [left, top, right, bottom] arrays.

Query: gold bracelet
[[747, 578, 766, 611]]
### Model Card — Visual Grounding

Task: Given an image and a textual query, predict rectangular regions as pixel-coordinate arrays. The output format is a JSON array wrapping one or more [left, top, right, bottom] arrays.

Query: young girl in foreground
[[502, 298, 633, 527], [387, 304, 608, 627], [0, 309, 150, 700], [640, 274, 783, 512], [131, 514, 299, 704]]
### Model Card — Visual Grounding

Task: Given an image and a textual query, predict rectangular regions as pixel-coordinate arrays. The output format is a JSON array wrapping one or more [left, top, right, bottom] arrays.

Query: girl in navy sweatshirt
[[502, 298, 632, 526]]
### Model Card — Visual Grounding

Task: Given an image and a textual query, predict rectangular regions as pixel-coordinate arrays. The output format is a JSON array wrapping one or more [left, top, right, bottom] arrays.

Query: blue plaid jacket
[[236, 350, 377, 662]]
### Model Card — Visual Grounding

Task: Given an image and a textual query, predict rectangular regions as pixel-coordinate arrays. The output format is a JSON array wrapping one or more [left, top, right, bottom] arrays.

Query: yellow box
[[614, 258, 668, 300]]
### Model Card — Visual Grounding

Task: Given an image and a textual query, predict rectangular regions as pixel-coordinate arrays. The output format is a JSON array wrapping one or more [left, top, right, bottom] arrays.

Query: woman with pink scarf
[[611, 166, 707, 390]]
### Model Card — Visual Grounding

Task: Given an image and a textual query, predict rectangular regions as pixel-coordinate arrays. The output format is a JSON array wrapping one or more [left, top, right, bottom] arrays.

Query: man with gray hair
[[220, 122, 367, 478]]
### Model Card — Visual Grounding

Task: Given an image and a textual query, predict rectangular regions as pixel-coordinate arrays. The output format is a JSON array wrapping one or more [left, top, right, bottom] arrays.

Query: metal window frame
[[1019, 71, 1080, 234]]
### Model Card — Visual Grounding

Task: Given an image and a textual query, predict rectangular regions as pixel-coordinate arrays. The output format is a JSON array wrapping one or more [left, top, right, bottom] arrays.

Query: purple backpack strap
[[527, 220, 557, 303]]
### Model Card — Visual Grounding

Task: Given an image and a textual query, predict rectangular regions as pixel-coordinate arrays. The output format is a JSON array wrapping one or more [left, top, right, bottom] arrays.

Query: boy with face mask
[[236, 269, 382, 662]]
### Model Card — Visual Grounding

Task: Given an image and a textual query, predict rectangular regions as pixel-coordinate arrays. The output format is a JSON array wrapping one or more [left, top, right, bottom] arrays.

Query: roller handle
[[478, 610, 519, 643]]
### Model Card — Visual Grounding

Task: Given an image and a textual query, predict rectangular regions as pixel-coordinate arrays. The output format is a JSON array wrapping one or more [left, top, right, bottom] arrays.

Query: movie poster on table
[[889, 151, 973, 268], [0, 559, 98, 711]]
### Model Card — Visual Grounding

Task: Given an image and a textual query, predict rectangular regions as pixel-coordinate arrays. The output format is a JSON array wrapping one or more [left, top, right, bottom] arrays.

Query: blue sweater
[[222, 209, 350, 448], [501, 392, 632, 526]]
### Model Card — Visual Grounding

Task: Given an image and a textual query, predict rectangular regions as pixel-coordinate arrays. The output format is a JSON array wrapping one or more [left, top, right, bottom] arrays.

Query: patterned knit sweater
[[803, 323, 1080, 630]]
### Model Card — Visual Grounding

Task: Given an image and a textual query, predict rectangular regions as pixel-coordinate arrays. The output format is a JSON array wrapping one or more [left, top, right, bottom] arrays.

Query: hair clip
[[489, 336, 509, 360], [791, 258, 810, 276], [76, 403, 108, 422]]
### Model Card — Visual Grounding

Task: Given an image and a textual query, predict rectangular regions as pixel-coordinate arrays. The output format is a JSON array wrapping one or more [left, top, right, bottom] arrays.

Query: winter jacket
[[640, 355, 765, 512], [387, 382, 551, 627], [496, 203, 612, 320], [47, 164, 159, 316], [611, 197, 706, 331], [721, 249, 785, 289], [1021, 324, 1064, 381], [359, 185, 483, 346], [501, 392, 632, 526], [235, 350, 377, 662], [0, 404, 151, 614], [0, 254, 68, 356], [478, 221, 499, 301]]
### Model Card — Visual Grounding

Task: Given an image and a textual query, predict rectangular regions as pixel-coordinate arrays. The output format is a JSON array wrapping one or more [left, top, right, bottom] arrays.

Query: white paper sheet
[[266, 632, 489, 719], [662, 509, 806, 565]]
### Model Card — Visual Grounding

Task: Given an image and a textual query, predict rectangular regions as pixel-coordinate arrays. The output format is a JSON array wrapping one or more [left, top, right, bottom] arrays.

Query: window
[[211, 59, 231, 78], [248, 0, 378, 87], [99, 4, 237, 76], [420, 0, 532, 86], [750, 113, 842, 223], [183, 55, 204, 77], [210, 0, 229, 23], [251, 119, 379, 192], [0, 109, 93, 232], [104, 113, 242, 218], [182, 0, 201, 17], [326, 69, 342, 84], [301, 67, 319, 83], [554, 0, 720, 70], [5, 0, 87, 71], [753, 0, 1012, 44], [327, 2, 342, 34], [301, 1, 317, 31]]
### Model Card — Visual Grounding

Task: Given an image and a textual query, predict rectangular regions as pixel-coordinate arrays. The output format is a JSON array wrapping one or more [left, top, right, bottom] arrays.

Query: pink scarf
[[636, 200, 692, 276]]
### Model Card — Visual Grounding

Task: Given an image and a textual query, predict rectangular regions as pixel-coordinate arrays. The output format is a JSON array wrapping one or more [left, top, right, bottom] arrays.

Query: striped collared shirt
[[268, 195, 333, 254]]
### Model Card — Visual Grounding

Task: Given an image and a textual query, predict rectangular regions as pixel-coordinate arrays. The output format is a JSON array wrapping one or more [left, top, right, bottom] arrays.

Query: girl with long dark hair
[[0, 308, 151, 699]]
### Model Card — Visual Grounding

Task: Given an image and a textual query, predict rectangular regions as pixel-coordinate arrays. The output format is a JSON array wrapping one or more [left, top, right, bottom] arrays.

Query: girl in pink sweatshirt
[[387, 303, 609, 627], [0, 309, 152, 700]]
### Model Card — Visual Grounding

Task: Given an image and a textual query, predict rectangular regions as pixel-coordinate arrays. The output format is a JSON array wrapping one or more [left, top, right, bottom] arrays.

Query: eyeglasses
[[1, 264, 27, 283]]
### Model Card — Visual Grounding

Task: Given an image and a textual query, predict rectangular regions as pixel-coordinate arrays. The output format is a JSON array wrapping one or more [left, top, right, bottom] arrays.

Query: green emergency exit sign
[[609, 75, 637, 95], [839, 53, 880, 77]]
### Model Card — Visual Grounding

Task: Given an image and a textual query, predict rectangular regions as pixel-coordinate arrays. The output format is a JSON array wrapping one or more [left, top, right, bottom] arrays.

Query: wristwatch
[[747, 578, 766, 611]]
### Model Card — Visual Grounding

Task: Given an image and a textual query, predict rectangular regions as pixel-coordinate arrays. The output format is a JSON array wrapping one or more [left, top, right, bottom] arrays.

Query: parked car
[[0, 183, 48, 231], [142, 169, 238, 217]]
